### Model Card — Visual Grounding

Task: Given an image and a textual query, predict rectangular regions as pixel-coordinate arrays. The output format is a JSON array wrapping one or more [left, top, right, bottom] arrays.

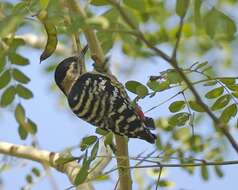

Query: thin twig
[[114, 178, 120, 190], [172, 16, 185, 60], [155, 167, 163, 190], [101, 159, 238, 178], [145, 91, 183, 113], [181, 91, 195, 137], [108, 0, 170, 63]]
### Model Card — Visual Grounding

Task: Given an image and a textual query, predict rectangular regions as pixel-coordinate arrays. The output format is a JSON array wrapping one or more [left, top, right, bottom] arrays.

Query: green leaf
[[103, 8, 119, 22], [0, 86, 16, 107], [211, 94, 231, 111], [217, 9, 236, 40], [147, 80, 170, 92], [90, 140, 99, 161], [104, 132, 113, 146], [205, 87, 224, 99], [204, 8, 236, 40], [80, 136, 98, 151], [0, 15, 23, 38], [173, 127, 190, 141], [169, 101, 185, 113], [166, 70, 183, 84], [147, 80, 161, 91], [195, 61, 208, 70], [204, 8, 219, 38], [15, 84, 33, 99], [125, 80, 148, 97], [15, 103, 26, 125], [12, 68, 30, 84], [12, 2, 28, 15], [232, 92, 238, 99], [219, 104, 237, 123], [26, 174, 33, 184], [9, 38, 25, 52], [201, 165, 209, 181], [189, 101, 204, 112], [0, 70, 11, 89], [9, 53, 29, 66], [95, 175, 110, 181], [156, 136, 163, 149], [97, 31, 113, 54], [227, 84, 238, 91], [205, 148, 220, 160], [95, 128, 108, 136], [55, 152, 75, 164], [203, 81, 217, 86], [86, 16, 109, 29], [194, 0, 202, 27], [158, 180, 174, 187], [124, 0, 146, 11], [157, 81, 170, 91], [136, 85, 148, 98], [18, 125, 28, 140], [90, 0, 108, 6], [32, 167, 41, 177], [214, 165, 224, 178], [26, 119, 38, 134], [169, 112, 190, 126], [176, 0, 190, 17], [189, 135, 203, 152], [0, 53, 6, 73], [40, 0, 49, 10], [74, 154, 90, 186], [220, 78, 236, 85]]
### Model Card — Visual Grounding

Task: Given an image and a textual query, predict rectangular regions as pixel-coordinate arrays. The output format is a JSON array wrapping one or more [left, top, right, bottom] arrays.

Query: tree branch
[[172, 16, 185, 60], [102, 159, 238, 177], [108, 0, 171, 63], [110, 0, 238, 154], [114, 136, 132, 190], [65, 1, 132, 190], [0, 141, 110, 189]]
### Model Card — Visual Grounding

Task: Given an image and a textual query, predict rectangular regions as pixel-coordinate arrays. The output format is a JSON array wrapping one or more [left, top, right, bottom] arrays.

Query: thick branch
[[0, 141, 79, 184], [114, 136, 132, 190], [0, 141, 110, 189]]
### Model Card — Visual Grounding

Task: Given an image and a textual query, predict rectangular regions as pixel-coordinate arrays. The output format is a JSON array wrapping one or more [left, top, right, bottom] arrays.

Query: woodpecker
[[54, 46, 157, 143]]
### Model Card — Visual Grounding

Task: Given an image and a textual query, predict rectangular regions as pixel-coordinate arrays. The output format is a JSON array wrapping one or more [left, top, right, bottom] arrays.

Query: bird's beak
[[77, 44, 88, 60], [76, 44, 88, 75]]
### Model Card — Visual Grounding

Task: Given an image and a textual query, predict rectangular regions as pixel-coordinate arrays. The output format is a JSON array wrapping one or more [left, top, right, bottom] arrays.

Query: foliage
[[0, 0, 238, 189]]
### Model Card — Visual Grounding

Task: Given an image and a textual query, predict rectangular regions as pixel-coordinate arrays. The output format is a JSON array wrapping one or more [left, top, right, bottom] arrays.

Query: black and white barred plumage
[[55, 55, 157, 143]]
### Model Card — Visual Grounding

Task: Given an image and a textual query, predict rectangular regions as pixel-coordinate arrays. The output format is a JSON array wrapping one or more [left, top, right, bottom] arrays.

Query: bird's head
[[55, 45, 88, 95]]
